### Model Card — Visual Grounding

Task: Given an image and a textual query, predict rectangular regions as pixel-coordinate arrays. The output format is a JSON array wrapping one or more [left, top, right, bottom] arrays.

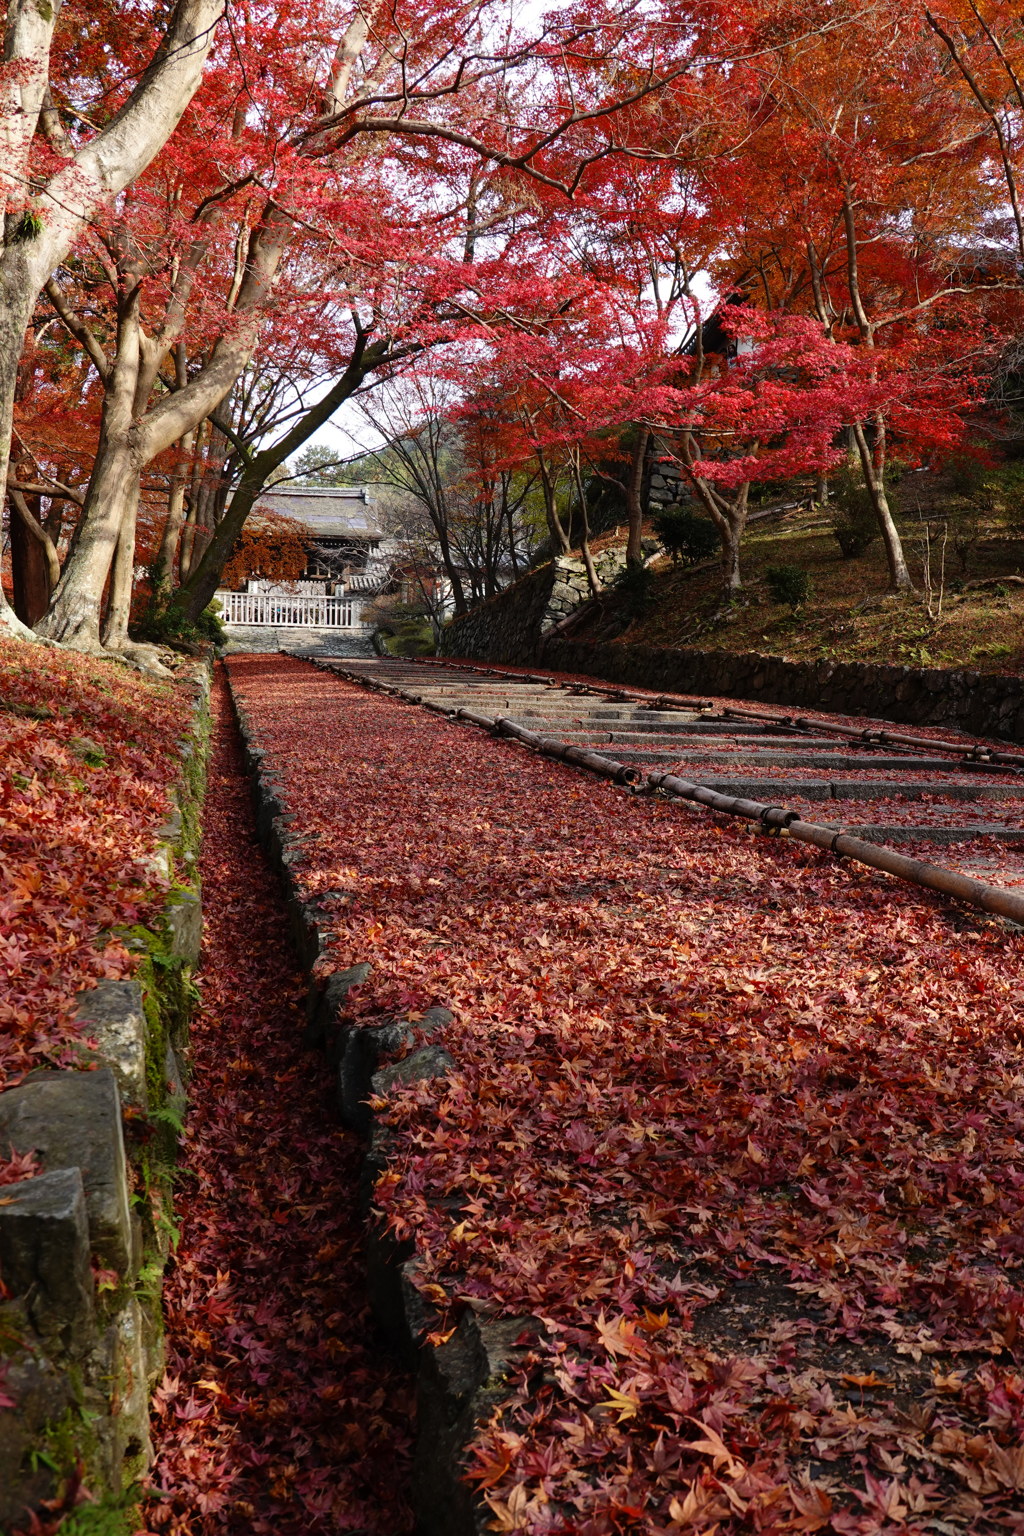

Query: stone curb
[[226, 667, 535, 1536]]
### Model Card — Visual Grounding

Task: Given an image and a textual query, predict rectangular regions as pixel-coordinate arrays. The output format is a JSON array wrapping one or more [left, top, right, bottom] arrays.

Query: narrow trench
[[145, 669, 415, 1534]]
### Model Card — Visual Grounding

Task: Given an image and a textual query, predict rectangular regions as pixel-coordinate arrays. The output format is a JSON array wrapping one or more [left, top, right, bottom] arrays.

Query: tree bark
[[721, 518, 744, 593], [151, 348, 194, 593], [152, 437, 194, 593], [8, 490, 54, 624], [102, 477, 142, 651], [0, 263, 46, 638], [852, 418, 911, 592], [36, 290, 144, 649], [38, 435, 142, 648], [625, 428, 649, 565]]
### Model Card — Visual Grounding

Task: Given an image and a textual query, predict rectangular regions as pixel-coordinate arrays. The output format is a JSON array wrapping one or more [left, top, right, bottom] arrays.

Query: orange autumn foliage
[[219, 513, 309, 590]]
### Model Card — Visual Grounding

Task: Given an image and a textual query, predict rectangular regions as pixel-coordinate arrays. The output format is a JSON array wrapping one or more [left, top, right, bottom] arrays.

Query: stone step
[[820, 823, 1024, 846], [585, 747, 1020, 775], [499, 715, 770, 735], [518, 727, 873, 749], [673, 776, 1021, 802]]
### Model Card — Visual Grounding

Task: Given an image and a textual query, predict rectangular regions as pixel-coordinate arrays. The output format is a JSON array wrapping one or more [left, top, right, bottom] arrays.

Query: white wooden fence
[[216, 590, 360, 629]]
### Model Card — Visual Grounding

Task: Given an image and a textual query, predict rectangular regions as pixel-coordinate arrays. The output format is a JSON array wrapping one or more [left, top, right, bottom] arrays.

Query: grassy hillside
[[581, 479, 1024, 674]]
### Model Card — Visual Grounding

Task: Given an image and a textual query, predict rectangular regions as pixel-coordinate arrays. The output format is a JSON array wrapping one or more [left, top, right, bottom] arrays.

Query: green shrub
[[765, 563, 813, 608], [829, 465, 880, 558], [380, 618, 435, 657], [614, 559, 653, 617], [652, 506, 719, 565], [136, 599, 226, 649], [831, 503, 879, 558]]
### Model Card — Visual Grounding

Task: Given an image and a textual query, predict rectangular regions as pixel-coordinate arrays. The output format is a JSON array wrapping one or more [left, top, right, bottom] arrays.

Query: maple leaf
[[594, 1312, 646, 1359], [682, 1419, 746, 1478], [598, 1386, 642, 1422]]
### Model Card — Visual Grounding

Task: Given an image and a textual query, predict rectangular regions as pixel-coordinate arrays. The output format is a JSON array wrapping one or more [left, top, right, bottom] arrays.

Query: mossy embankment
[[0, 640, 210, 1534]]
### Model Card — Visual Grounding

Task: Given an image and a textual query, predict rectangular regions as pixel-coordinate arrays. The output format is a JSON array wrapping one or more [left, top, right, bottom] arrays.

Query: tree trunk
[[504, 485, 520, 578], [37, 436, 140, 648], [571, 458, 601, 598], [625, 428, 649, 565], [852, 418, 912, 592], [0, 262, 44, 639], [9, 493, 53, 624], [36, 287, 143, 649], [102, 476, 141, 650], [722, 521, 743, 593], [682, 437, 750, 597], [540, 463, 571, 555], [151, 350, 194, 593], [152, 450, 192, 594], [842, 200, 912, 594]]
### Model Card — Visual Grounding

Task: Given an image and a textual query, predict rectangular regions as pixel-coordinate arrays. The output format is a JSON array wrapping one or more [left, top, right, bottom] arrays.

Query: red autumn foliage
[[218, 513, 310, 591], [226, 653, 1024, 1534], [145, 670, 414, 1534], [0, 641, 192, 1086]]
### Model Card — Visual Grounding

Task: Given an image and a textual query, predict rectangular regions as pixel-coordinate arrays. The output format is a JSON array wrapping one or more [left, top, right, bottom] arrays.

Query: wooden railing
[[215, 590, 360, 629]]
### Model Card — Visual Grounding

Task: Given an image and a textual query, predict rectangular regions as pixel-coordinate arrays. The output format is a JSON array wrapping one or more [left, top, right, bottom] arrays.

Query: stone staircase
[[328, 658, 1024, 859], [222, 626, 376, 659]]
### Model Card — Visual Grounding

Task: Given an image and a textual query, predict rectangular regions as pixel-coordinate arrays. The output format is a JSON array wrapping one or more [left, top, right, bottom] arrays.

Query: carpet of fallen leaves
[[146, 668, 414, 1534], [0, 639, 192, 1086], [228, 653, 1024, 1536]]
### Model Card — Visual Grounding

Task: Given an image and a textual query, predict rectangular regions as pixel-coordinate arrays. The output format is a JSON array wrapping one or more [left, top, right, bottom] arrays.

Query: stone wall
[[440, 550, 627, 665], [0, 664, 210, 1532], [544, 639, 1024, 744], [645, 436, 690, 516]]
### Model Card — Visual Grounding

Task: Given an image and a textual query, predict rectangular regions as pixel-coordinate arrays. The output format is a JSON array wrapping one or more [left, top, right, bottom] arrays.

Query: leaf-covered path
[[224, 652, 1024, 1535], [146, 669, 413, 1534]]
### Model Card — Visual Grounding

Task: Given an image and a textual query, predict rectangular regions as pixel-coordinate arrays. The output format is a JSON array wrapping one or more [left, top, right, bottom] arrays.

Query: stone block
[[90, 1298, 153, 1487], [360, 1118, 396, 1215], [0, 1068, 133, 1276], [0, 1168, 95, 1353], [164, 1042, 187, 1111], [339, 1007, 453, 1133], [413, 1311, 538, 1536], [365, 1225, 438, 1366], [165, 886, 202, 965], [75, 981, 148, 1110], [0, 1350, 74, 1529], [158, 788, 183, 847], [371, 1045, 457, 1100], [304, 961, 372, 1050], [156, 1043, 188, 1164]]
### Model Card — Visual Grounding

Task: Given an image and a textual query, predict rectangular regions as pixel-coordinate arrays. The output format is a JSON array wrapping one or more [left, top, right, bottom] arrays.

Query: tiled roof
[[252, 486, 384, 540]]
